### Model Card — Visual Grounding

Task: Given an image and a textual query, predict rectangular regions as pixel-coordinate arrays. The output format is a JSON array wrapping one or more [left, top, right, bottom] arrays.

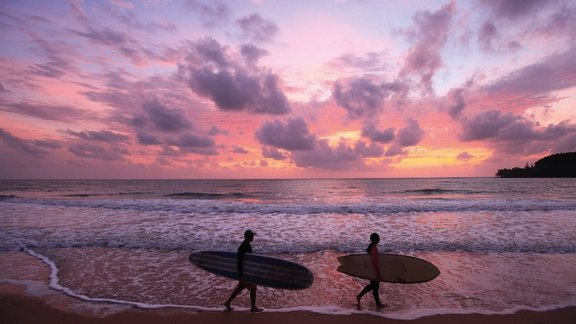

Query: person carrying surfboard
[[356, 233, 387, 309], [224, 229, 263, 313]]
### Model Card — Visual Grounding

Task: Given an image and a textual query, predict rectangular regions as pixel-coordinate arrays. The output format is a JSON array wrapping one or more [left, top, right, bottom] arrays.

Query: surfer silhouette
[[356, 233, 387, 309], [224, 229, 263, 312]]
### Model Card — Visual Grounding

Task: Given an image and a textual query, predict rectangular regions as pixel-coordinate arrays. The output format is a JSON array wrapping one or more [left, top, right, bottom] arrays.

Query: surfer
[[356, 233, 387, 309], [224, 229, 263, 313]]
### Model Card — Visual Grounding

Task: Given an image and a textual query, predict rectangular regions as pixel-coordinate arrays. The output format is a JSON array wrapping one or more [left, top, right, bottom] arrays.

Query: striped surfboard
[[189, 251, 314, 290]]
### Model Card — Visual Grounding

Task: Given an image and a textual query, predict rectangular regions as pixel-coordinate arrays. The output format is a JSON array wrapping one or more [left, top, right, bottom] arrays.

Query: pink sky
[[1, 0, 575, 179]]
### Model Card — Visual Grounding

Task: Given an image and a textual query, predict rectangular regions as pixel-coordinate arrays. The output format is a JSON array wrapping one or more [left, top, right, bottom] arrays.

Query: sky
[[1, 0, 575, 179]]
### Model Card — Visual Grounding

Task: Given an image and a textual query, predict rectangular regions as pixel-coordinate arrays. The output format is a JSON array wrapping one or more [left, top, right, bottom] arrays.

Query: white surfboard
[[337, 254, 440, 283]]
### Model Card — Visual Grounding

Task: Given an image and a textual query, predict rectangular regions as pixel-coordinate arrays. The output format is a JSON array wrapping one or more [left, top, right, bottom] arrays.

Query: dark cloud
[[485, 45, 576, 99], [66, 129, 129, 143], [33, 139, 62, 149], [139, 98, 192, 133], [478, 21, 498, 52], [554, 134, 576, 152], [397, 119, 424, 147], [236, 14, 278, 43], [68, 143, 127, 161], [240, 43, 269, 64], [479, 0, 551, 19], [136, 132, 162, 145], [285, 133, 385, 170], [459, 110, 574, 146], [179, 37, 290, 115], [261, 146, 287, 160], [0, 128, 47, 156], [256, 117, 316, 151], [1, 102, 89, 123], [459, 110, 518, 141], [333, 77, 405, 119], [361, 123, 395, 144], [168, 133, 215, 148], [385, 144, 403, 157], [400, 3, 454, 92], [354, 141, 384, 158], [231, 146, 249, 154], [328, 52, 386, 72], [457, 151, 473, 161], [208, 125, 229, 136], [185, 0, 231, 28], [291, 139, 365, 170], [445, 87, 467, 118]]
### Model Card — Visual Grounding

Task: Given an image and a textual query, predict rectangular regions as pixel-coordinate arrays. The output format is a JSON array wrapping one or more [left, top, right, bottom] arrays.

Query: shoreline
[[2, 251, 576, 323], [1, 289, 576, 324]]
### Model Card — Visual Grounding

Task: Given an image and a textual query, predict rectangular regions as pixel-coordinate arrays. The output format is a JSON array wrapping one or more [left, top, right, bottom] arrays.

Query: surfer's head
[[370, 233, 380, 244], [244, 229, 256, 240]]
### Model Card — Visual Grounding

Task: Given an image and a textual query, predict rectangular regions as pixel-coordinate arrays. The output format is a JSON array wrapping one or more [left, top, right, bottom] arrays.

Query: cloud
[[240, 43, 269, 64], [478, 0, 551, 19], [484, 45, 576, 100], [333, 77, 405, 119], [136, 132, 162, 145], [179, 37, 290, 115], [185, 0, 231, 28], [137, 98, 192, 133], [66, 129, 130, 143], [235, 14, 279, 43], [291, 139, 365, 170], [445, 87, 467, 118], [261, 146, 287, 160], [0, 128, 48, 156], [385, 144, 404, 157], [168, 132, 215, 148], [397, 119, 424, 147], [328, 52, 386, 72], [256, 117, 316, 151], [68, 143, 127, 161], [354, 141, 384, 158], [1, 101, 90, 122], [457, 151, 473, 161], [362, 123, 395, 144], [400, 3, 454, 92], [459, 110, 575, 149], [231, 145, 249, 154]]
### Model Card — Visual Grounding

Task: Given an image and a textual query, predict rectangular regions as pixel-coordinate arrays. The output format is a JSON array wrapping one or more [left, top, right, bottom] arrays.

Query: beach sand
[[1, 252, 575, 324]]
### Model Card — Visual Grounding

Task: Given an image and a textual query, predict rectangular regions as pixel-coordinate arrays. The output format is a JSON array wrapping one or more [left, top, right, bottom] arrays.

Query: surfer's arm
[[237, 252, 245, 279], [370, 247, 381, 280]]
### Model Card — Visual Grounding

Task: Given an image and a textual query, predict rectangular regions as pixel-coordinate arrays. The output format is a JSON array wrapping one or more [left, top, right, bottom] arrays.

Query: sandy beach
[[1, 251, 575, 324], [2, 289, 576, 324]]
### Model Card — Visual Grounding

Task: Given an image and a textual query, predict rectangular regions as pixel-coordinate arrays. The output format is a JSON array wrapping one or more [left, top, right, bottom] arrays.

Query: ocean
[[1, 178, 575, 319]]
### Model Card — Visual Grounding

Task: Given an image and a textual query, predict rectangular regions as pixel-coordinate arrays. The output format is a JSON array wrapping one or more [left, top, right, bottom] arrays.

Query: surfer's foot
[[376, 303, 388, 310], [250, 307, 263, 313], [224, 302, 233, 311]]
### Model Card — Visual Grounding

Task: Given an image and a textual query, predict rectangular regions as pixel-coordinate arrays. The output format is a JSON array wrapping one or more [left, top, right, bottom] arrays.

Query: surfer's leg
[[357, 282, 373, 305], [225, 282, 245, 310], [371, 280, 382, 306], [247, 284, 262, 312]]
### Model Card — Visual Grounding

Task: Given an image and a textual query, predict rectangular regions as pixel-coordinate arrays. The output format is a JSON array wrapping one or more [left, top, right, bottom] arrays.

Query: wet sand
[[1, 251, 575, 324], [1, 290, 575, 324]]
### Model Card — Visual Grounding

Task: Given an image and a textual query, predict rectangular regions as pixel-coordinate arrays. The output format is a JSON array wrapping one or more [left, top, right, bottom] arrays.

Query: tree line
[[496, 152, 576, 178]]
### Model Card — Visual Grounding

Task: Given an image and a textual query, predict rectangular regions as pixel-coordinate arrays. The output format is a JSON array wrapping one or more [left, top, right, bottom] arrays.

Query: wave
[[166, 192, 249, 199], [2, 196, 576, 215], [400, 189, 489, 195]]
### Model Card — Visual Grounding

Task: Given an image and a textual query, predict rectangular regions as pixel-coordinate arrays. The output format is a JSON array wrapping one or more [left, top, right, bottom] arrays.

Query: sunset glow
[[1, 0, 575, 179]]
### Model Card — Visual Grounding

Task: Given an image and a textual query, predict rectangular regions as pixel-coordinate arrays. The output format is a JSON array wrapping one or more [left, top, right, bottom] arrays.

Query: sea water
[[1, 178, 575, 319]]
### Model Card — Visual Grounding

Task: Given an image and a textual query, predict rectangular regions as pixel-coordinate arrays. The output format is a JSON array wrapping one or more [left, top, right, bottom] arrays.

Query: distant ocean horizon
[[1, 178, 575, 319]]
